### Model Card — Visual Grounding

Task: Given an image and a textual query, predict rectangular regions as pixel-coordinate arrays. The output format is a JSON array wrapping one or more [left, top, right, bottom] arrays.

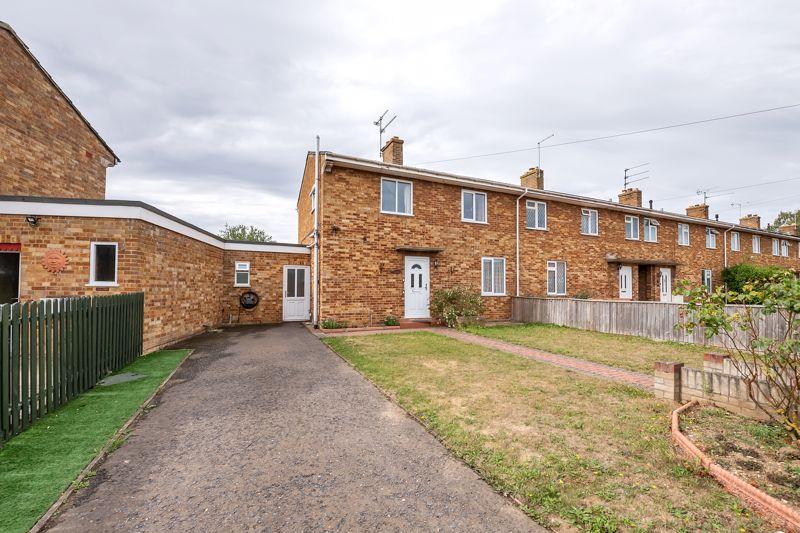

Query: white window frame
[[481, 257, 506, 296], [643, 218, 659, 243], [772, 238, 780, 256], [380, 177, 414, 216], [752, 235, 761, 254], [624, 215, 639, 240], [730, 231, 740, 252], [88, 241, 119, 287], [525, 200, 547, 230], [702, 269, 713, 291], [781, 240, 790, 257], [580, 208, 598, 236], [461, 190, 488, 224], [546, 260, 567, 296], [678, 223, 690, 246], [234, 261, 251, 287], [310, 185, 316, 213], [706, 227, 717, 249]]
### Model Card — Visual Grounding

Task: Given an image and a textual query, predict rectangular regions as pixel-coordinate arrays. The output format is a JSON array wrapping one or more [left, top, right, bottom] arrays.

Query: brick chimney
[[778, 223, 798, 236], [739, 214, 761, 229], [618, 188, 642, 207], [520, 167, 544, 189], [380, 136, 404, 165], [686, 204, 709, 219]]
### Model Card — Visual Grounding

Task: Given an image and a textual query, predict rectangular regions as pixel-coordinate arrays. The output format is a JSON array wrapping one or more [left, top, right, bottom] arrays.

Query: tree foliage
[[771, 209, 800, 231], [677, 271, 800, 441], [430, 286, 484, 328], [219, 223, 273, 243], [721, 263, 786, 296]]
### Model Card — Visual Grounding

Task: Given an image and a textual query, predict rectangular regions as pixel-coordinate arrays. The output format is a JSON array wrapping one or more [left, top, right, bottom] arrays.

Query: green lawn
[[464, 323, 708, 374], [0, 349, 189, 533], [325, 332, 761, 531]]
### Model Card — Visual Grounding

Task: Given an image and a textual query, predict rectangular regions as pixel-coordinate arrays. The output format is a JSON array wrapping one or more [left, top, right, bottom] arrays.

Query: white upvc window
[[643, 218, 659, 242], [89, 242, 118, 286], [462, 190, 487, 223], [678, 223, 690, 246], [580, 208, 598, 235], [702, 269, 713, 291], [481, 257, 506, 296], [624, 215, 639, 240], [234, 261, 251, 287], [772, 238, 780, 256], [310, 185, 316, 213], [752, 235, 761, 254], [730, 231, 740, 252], [781, 240, 790, 257], [525, 200, 547, 230], [706, 227, 717, 249], [380, 178, 413, 215], [546, 260, 567, 296]]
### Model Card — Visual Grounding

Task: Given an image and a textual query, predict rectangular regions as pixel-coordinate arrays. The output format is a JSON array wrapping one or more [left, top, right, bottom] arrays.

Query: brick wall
[[0, 28, 115, 199]]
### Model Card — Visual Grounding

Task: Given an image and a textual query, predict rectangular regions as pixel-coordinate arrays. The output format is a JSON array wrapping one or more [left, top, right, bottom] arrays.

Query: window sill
[[462, 219, 489, 225], [625, 237, 640, 241], [234, 284, 251, 288], [547, 293, 567, 297], [380, 210, 414, 217], [580, 232, 599, 237], [86, 282, 119, 287], [525, 227, 548, 231], [481, 293, 506, 297], [678, 243, 690, 247], [644, 240, 658, 244]]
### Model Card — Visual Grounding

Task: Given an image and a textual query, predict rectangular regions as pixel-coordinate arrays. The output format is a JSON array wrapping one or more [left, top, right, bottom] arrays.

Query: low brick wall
[[654, 354, 773, 421]]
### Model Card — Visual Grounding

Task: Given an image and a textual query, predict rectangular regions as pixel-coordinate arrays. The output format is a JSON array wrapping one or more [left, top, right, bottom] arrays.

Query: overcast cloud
[[4, 1, 800, 241]]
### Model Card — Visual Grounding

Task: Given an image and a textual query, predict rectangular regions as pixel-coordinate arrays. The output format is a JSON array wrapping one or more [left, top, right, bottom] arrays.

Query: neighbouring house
[[1, 21, 799, 347]]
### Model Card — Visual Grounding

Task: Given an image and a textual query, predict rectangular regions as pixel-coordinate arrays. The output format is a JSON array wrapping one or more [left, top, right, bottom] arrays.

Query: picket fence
[[0, 293, 144, 443]]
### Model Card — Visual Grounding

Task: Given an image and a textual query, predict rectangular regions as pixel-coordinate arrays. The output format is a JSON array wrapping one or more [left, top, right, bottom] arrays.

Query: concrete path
[[46, 324, 541, 532], [326, 327, 653, 389]]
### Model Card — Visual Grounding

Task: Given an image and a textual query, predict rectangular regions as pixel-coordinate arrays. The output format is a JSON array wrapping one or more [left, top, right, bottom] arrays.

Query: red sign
[[0, 243, 21, 252]]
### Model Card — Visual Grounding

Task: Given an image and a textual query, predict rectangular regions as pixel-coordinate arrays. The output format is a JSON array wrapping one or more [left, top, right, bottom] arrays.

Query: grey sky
[[5, 1, 800, 241]]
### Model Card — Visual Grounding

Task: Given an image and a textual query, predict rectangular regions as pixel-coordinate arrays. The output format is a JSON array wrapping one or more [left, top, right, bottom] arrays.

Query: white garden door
[[404, 256, 430, 319], [283, 266, 310, 321], [659, 268, 672, 303], [618, 266, 632, 299]]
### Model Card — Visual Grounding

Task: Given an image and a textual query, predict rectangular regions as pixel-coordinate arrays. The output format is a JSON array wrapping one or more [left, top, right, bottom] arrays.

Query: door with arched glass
[[404, 256, 430, 319]]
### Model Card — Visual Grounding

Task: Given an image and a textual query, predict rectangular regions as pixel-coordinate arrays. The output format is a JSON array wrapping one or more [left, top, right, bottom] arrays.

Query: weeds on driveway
[[464, 323, 707, 374], [325, 332, 760, 531], [0, 349, 189, 533]]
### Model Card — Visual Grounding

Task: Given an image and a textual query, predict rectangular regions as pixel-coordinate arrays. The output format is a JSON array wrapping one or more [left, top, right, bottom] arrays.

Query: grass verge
[[464, 322, 707, 374], [325, 332, 761, 531], [0, 349, 189, 533]]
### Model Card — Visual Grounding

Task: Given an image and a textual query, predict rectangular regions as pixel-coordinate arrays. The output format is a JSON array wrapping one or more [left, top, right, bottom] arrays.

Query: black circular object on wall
[[239, 291, 259, 310]]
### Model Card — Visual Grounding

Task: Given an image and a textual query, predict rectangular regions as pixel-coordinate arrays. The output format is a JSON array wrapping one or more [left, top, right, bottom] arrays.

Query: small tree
[[721, 263, 785, 296], [219, 223, 273, 242], [677, 271, 799, 441], [430, 286, 484, 328]]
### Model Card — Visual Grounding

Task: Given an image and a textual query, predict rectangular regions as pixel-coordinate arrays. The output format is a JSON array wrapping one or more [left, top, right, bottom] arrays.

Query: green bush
[[430, 286, 484, 328], [721, 263, 786, 295], [574, 290, 591, 300], [383, 315, 399, 326], [321, 318, 347, 329]]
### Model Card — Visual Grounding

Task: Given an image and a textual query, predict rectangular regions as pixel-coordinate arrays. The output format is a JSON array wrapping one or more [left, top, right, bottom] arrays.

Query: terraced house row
[[2, 20, 799, 344]]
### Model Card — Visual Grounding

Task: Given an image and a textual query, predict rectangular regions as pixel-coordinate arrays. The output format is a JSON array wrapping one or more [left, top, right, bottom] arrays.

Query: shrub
[[430, 286, 484, 328], [574, 290, 591, 300], [320, 318, 346, 329], [383, 315, 399, 327], [721, 263, 786, 296]]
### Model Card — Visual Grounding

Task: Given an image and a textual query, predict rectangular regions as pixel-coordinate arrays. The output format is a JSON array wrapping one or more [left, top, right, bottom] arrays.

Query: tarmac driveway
[[46, 324, 541, 532]]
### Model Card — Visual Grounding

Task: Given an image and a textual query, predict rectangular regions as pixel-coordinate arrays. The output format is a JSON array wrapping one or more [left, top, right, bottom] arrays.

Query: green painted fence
[[0, 292, 144, 443]]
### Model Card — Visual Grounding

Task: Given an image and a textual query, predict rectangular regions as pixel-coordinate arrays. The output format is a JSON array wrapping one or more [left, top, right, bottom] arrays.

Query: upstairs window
[[643, 218, 659, 242], [525, 200, 547, 230], [706, 228, 717, 249], [481, 257, 506, 296], [234, 261, 251, 287], [624, 215, 639, 240], [781, 240, 790, 257], [678, 223, 690, 246], [752, 235, 761, 254], [89, 242, 118, 286], [380, 178, 413, 215], [547, 261, 567, 296], [773, 238, 780, 256], [462, 190, 487, 223], [702, 269, 713, 292], [730, 231, 740, 251], [580, 209, 598, 235]]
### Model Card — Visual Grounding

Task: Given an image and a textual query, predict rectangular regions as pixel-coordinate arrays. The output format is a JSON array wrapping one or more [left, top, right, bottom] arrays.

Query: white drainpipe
[[313, 136, 320, 327], [515, 188, 529, 296], [722, 223, 736, 268]]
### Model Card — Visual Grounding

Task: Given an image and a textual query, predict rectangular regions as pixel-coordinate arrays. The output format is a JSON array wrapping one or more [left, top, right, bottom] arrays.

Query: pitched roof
[[0, 21, 120, 163]]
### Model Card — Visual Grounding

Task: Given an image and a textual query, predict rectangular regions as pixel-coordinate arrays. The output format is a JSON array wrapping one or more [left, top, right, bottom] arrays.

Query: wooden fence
[[511, 297, 787, 347], [1, 293, 144, 443]]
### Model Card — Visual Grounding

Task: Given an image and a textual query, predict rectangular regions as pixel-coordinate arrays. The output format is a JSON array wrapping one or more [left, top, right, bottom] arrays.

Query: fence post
[[1, 304, 10, 441]]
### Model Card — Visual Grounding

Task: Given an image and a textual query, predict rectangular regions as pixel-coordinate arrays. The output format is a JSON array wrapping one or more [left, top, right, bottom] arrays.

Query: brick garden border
[[671, 400, 800, 533], [30, 349, 194, 533]]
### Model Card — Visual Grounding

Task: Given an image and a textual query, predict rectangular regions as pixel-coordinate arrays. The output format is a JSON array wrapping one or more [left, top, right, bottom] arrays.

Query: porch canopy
[[604, 254, 679, 267], [395, 246, 445, 253]]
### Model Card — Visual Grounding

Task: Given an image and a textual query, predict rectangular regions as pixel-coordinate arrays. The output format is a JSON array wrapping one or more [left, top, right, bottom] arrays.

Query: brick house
[[297, 136, 800, 327]]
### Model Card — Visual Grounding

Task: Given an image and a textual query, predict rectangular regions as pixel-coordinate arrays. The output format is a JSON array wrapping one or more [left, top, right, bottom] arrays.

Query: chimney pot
[[618, 188, 642, 207], [381, 136, 404, 165], [686, 203, 709, 219], [520, 167, 544, 189]]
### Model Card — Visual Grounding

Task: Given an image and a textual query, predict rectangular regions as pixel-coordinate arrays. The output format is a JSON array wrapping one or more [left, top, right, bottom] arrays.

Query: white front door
[[659, 267, 672, 302], [404, 256, 430, 319], [618, 265, 632, 299], [283, 266, 310, 321]]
